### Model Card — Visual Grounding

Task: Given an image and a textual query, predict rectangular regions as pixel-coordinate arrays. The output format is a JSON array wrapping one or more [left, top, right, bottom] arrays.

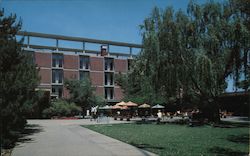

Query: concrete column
[[27, 36, 30, 48], [107, 44, 110, 56], [129, 47, 132, 58], [82, 42, 85, 53], [56, 39, 59, 51]]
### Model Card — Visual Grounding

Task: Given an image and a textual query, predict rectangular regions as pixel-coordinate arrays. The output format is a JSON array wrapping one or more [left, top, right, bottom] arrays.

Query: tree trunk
[[200, 98, 220, 123]]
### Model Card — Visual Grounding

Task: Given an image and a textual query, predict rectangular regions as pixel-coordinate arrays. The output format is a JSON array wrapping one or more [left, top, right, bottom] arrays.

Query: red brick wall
[[95, 86, 104, 96], [64, 55, 78, 69], [90, 57, 103, 71], [39, 68, 51, 84], [114, 59, 127, 73], [64, 70, 78, 80], [90, 72, 103, 86], [35, 52, 51, 68], [114, 87, 124, 101]]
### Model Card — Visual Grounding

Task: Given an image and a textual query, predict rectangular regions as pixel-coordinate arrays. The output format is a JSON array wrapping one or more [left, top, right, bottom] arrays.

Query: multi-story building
[[17, 31, 142, 104]]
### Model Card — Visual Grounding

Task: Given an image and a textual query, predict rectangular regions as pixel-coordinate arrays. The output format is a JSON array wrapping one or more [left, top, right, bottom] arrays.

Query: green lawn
[[83, 123, 249, 156]]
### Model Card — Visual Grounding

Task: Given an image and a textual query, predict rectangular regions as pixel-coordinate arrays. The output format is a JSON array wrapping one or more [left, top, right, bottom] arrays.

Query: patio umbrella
[[115, 101, 127, 106], [112, 105, 128, 110], [120, 105, 129, 110], [152, 104, 165, 109], [124, 101, 138, 107], [99, 105, 112, 110], [138, 103, 151, 108]]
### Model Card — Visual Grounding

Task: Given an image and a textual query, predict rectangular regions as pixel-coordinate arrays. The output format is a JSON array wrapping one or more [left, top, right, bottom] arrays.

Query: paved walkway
[[221, 116, 250, 124], [12, 119, 157, 156]]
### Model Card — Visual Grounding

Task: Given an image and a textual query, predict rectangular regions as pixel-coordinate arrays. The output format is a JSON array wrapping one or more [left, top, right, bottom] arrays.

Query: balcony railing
[[17, 31, 142, 58]]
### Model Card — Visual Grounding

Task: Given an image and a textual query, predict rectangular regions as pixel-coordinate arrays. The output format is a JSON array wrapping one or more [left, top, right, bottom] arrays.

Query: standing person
[[157, 110, 162, 124]]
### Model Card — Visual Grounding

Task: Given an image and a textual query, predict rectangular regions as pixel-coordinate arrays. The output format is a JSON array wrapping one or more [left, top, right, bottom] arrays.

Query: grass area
[[83, 123, 249, 156]]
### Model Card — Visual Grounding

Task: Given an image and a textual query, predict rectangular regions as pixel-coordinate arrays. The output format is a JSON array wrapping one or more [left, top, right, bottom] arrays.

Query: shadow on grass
[[218, 121, 250, 128], [130, 142, 165, 150], [209, 146, 248, 156], [17, 124, 43, 144], [227, 134, 249, 144]]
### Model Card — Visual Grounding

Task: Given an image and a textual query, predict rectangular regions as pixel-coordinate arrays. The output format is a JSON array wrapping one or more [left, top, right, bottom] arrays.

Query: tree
[[22, 90, 51, 118], [0, 9, 39, 148], [119, 1, 249, 122], [64, 79, 105, 112]]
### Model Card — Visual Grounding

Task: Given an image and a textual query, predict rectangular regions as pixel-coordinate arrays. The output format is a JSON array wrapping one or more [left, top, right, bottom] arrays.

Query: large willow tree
[[119, 0, 249, 122]]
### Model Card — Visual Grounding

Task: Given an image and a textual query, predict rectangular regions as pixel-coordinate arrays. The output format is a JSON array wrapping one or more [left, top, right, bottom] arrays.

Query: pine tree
[[0, 9, 39, 148]]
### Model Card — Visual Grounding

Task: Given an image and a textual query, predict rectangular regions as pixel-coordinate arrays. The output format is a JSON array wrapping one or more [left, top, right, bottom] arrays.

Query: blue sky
[[1, 0, 234, 92], [1, 0, 191, 43], [1, 0, 195, 53]]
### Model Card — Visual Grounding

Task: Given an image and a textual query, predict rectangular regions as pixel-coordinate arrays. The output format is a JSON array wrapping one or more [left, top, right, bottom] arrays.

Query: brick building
[[18, 31, 142, 103]]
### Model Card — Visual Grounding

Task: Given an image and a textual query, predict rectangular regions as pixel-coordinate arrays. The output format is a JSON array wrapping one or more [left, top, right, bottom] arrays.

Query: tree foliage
[[118, 1, 249, 122], [22, 90, 51, 118], [0, 9, 39, 148], [64, 79, 105, 111]]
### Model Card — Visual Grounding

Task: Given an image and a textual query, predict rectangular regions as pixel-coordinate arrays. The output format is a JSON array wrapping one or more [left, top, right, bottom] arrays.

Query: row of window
[[52, 86, 114, 99], [51, 70, 114, 99], [52, 54, 114, 71], [52, 54, 90, 69], [51, 70, 114, 85], [52, 69, 89, 84]]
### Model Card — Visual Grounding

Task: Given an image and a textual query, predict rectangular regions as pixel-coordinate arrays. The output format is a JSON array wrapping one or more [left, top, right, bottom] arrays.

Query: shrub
[[42, 99, 81, 118]]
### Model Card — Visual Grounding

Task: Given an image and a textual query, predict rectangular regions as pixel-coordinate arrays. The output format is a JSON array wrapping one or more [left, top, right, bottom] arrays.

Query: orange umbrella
[[120, 106, 129, 110], [112, 105, 128, 110], [126, 101, 138, 107], [112, 105, 123, 109]]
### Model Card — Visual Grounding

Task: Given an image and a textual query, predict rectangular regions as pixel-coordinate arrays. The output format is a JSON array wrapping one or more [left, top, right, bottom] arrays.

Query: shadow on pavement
[[208, 146, 248, 156], [17, 124, 43, 144]]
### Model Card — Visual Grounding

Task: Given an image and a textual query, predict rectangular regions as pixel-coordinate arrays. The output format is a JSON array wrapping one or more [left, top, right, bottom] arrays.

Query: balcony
[[52, 54, 63, 69], [104, 73, 114, 87], [104, 58, 114, 72], [79, 56, 90, 71], [52, 69, 63, 85], [105, 87, 114, 100]]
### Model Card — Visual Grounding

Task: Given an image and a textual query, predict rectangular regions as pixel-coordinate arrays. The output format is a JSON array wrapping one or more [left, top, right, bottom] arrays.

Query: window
[[104, 58, 114, 71], [105, 88, 114, 100], [52, 69, 63, 84], [52, 54, 63, 68], [104, 73, 114, 85], [79, 71, 89, 80], [79, 56, 89, 70], [52, 86, 63, 98]]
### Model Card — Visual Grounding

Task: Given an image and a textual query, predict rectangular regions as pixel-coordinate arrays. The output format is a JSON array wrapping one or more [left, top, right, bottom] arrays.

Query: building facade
[[18, 31, 141, 103]]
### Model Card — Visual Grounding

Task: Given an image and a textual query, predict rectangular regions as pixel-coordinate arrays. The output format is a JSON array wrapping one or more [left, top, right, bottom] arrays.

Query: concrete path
[[12, 119, 157, 156], [221, 116, 250, 124]]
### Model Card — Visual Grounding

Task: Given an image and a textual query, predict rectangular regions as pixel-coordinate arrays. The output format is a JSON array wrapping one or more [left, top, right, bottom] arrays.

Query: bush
[[42, 99, 81, 118]]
